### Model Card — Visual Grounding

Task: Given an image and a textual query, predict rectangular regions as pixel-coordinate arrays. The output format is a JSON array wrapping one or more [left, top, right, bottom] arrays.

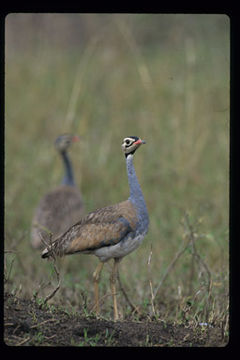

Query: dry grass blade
[[147, 244, 156, 316], [39, 231, 61, 306], [15, 336, 31, 346], [4, 253, 15, 284], [30, 318, 57, 329], [153, 235, 192, 300], [41, 261, 61, 307], [65, 36, 99, 128], [153, 212, 212, 304], [115, 16, 153, 92], [117, 270, 140, 315], [183, 213, 212, 293]]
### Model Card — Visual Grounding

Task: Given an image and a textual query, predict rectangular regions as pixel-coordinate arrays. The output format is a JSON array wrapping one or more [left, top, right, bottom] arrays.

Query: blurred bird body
[[31, 134, 84, 249]]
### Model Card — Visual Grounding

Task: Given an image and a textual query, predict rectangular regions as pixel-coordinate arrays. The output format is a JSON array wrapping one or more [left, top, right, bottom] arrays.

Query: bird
[[41, 136, 149, 321], [31, 134, 84, 250]]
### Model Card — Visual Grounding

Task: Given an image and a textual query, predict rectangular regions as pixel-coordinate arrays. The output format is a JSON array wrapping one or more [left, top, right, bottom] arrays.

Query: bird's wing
[[65, 216, 133, 254], [42, 200, 138, 258]]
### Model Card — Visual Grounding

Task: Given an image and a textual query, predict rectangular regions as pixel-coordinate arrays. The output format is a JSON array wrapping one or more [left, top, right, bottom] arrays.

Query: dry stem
[[147, 244, 156, 316], [154, 212, 212, 306], [117, 270, 140, 315], [39, 231, 61, 306]]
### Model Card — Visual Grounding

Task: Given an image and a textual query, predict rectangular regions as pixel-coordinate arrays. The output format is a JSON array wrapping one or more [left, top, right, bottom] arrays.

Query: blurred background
[[5, 14, 229, 324]]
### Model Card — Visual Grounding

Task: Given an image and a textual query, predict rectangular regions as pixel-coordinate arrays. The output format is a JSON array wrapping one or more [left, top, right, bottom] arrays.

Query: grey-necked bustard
[[42, 136, 149, 320], [31, 134, 84, 250]]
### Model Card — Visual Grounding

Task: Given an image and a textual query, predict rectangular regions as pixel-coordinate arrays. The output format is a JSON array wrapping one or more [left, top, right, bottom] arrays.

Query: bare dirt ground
[[4, 293, 226, 347]]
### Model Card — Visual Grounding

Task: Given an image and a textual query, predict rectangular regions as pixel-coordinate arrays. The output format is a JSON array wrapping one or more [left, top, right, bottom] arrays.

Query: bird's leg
[[93, 262, 104, 316], [110, 258, 120, 321]]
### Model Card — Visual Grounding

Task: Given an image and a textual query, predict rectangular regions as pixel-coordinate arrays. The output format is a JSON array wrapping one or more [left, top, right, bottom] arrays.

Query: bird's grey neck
[[126, 154, 145, 206], [61, 150, 75, 186]]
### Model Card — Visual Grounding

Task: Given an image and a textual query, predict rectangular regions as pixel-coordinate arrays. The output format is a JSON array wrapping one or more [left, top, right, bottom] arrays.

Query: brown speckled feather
[[31, 185, 84, 249], [43, 200, 138, 257]]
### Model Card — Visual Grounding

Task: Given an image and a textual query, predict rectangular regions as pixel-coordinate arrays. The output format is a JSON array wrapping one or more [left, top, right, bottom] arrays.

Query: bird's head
[[55, 134, 80, 152], [121, 136, 146, 157]]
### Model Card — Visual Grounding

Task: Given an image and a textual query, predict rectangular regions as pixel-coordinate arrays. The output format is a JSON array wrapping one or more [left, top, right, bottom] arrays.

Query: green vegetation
[[5, 14, 229, 341]]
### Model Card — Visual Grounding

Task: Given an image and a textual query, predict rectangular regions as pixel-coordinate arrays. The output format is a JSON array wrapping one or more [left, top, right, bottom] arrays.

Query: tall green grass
[[5, 14, 229, 331]]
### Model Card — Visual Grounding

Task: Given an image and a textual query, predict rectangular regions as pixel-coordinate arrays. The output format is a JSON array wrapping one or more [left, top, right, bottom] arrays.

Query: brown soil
[[4, 293, 226, 347]]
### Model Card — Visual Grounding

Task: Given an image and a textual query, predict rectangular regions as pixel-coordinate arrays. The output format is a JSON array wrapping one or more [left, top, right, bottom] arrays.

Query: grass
[[5, 14, 229, 339]]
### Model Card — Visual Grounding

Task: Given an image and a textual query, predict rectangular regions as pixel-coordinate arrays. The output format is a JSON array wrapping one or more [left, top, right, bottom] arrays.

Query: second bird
[[31, 134, 84, 250]]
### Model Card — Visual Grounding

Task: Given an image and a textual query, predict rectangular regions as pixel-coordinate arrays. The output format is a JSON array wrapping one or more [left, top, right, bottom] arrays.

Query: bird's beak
[[134, 139, 146, 145], [72, 135, 80, 142]]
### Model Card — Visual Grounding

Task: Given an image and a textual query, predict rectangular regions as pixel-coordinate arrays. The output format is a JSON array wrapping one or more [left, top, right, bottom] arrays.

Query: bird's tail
[[41, 247, 51, 258]]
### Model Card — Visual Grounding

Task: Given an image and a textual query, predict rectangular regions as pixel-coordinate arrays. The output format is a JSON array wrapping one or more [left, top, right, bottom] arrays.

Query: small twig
[[182, 213, 213, 324], [39, 231, 61, 306], [42, 261, 61, 306], [33, 222, 53, 238], [44, 334, 57, 341], [117, 270, 140, 315], [184, 213, 212, 294], [32, 281, 51, 301], [30, 318, 57, 329], [154, 212, 212, 304], [90, 291, 113, 313], [16, 336, 30, 346], [36, 224, 54, 250], [13, 324, 20, 335], [153, 236, 192, 300]]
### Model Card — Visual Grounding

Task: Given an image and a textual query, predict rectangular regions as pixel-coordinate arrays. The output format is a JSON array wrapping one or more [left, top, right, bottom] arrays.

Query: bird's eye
[[125, 139, 130, 145]]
